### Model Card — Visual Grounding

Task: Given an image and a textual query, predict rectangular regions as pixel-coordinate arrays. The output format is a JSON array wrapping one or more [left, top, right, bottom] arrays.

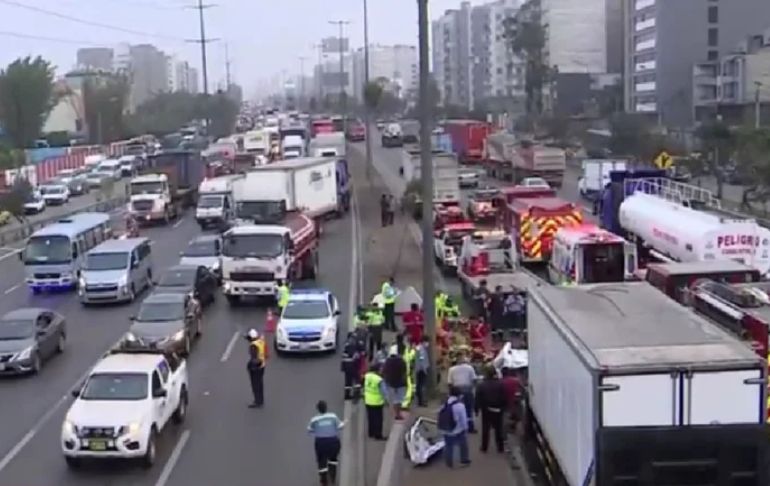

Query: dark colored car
[[0, 308, 66, 375], [155, 265, 218, 306], [126, 293, 199, 355]]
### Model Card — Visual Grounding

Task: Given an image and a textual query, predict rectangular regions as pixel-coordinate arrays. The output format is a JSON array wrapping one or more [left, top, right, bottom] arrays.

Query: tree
[[506, 15, 548, 115], [202, 92, 239, 139], [0, 178, 32, 224], [363, 80, 384, 111], [82, 75, 130, 144], [0, 56, 56, 148], [733, 127, 770, 211], [608, 113, 651, 159], [0, 146, 26, 170], [695, 120, 735, 198]]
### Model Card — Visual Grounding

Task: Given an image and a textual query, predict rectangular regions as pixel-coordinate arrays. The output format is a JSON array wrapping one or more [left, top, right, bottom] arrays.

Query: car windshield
[[23, 235, 71, 264], [137, 302, 184, 322], [183, 240, 218, 257], [198, 195, 223, 208], [85, 252, 129, 271], [159, 269, 194, 287], [0, 319, 34, 340], [282, 300, 330, 319], [41, 186, 64, 194], [446, 229, 475, 246], [223, 234, 284, 258], [81, 373, 148, 401], [131, 181, 164, 195]]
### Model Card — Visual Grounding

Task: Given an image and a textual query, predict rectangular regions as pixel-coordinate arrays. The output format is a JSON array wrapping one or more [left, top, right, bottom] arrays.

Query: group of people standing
[[472, 279, 526, 331]]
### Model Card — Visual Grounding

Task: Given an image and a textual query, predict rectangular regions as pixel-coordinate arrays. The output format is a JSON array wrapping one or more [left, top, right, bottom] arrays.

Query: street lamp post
[[417, 0, 437, 393], [363, 0, 373, 180]]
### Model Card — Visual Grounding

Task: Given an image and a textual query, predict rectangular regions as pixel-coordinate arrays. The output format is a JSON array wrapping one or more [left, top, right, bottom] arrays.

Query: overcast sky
[[0, 0, 491, 97]]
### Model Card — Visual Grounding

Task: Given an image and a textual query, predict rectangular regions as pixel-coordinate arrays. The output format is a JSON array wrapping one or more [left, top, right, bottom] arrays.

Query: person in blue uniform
[[308, 400, 345, 486]]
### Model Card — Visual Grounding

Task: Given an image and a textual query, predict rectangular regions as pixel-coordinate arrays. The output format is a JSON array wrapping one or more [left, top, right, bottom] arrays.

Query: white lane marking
[[172, 219, 184, 229], [0, 249, 21, 263], [0, 394, 67, 472], [4, 283, 20, 294], [219, 331, 240, 362], [154, 429, 191, 486], [0, 336, 123, 473]]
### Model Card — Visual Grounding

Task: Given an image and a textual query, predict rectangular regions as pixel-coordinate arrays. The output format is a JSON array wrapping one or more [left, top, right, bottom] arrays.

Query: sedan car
[[125, 293, 199, 355], [274, 289, 340, 354], [0, 308, 66, 375], [520, 177, 550, 188], [55, 171, 87, 196], [458, 168, 481, 189], [86, 171, 112, 189], [179, 236, 222, 283], [155, 265, 218, 306]]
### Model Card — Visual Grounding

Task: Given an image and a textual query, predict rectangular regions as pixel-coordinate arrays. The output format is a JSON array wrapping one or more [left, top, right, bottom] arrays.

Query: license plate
[[88, 440, 107, 451]]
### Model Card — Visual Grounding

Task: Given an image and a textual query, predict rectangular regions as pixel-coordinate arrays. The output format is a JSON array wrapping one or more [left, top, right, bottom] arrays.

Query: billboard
[[321, 71, 349, 88], [322, 37, 349, 53]]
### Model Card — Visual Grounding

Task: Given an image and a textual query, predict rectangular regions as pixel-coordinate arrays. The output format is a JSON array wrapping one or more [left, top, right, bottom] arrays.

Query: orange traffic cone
[[264, 308, 277, 333]]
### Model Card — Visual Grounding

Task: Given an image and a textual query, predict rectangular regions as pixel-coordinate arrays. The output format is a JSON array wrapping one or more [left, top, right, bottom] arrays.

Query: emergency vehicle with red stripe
[[503, 196, 583, 263]]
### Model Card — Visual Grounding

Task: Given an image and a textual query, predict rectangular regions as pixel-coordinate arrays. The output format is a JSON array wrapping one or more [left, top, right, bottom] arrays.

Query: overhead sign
[[653, 151, 673, 169]]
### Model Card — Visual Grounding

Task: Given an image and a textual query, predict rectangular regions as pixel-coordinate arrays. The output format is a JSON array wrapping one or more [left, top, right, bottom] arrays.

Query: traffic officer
[[341, 332, 362, 400], [381, 278, 398, 332], [353, 305, 369, 329], [363, 363, 387, 440], [246, 329, 267, 408], [444, 296, 461, 319], [307, 400, 344, 486], [401, 338, 417, 409], [367, 303, 385, 357], [435, 291, 448, 321], [276, 280, 290, 313]]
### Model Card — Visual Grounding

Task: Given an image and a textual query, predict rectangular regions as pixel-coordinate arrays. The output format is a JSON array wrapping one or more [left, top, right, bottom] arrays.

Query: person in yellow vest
[[363, 363, 388, 440], [444, 296, 461, 319], [435, 291, 447, 321], [399, 337, 417, 409], [276, 280, 290, 313], [246, 329, 267, 408], [366, 303, 385, 358], [381, 278, 399, 332]]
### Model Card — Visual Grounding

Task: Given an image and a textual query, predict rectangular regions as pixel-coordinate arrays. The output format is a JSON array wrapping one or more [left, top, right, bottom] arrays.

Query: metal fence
[[0, 196, 127, 247]]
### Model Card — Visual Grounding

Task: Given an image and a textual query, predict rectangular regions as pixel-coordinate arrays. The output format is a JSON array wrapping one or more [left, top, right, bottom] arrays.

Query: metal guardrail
[[0, 196, 127, 247]]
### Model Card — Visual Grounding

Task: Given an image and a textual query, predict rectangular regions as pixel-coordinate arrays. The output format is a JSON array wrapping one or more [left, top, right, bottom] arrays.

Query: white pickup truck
[[61, 349, 189, 469]]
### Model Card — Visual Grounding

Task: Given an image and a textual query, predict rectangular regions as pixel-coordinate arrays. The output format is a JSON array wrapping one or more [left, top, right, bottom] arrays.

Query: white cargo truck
[[401, 149, 460, 205], [308, 132, 346, 158], [578, 159, 627, 199], [195, 174, 242, 229], [526, 282, 767, 486]]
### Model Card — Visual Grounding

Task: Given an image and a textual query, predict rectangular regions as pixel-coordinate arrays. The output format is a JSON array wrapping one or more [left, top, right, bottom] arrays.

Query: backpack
[[437, 399, 457, 431]]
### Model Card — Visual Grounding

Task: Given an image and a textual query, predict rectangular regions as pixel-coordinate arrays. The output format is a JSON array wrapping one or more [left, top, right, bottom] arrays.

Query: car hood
[[129, 320, 184, 340], [82, 269, 128, 285], [0, 337, 34, 354], [279, 317, 333, 332], [179, 256, 218, 269], [67, 399, 148, 427]]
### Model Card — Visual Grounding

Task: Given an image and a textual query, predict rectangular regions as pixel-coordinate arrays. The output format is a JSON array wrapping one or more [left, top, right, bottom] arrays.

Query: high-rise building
[[317, 36, 353, 99], [188, 67, 199, 94], [431, 2, 473, 108], [167, 58, 199, 94], [623, 0, 770, 126], [127, 44, 169, 110], [351, 45, 418, 101], [76, 47, 114, 71]]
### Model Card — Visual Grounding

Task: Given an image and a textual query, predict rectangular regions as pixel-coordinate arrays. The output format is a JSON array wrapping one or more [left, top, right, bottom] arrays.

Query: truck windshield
[[236, 201, 285, 224], [23, 235, 72, 264], [582, 242, 625, 283], [198, 195, 224, 208], [81, 373, 148, 401], [131, 181, 164, 195], [223, 234, 284, 258], [86, 252, 129, 271]]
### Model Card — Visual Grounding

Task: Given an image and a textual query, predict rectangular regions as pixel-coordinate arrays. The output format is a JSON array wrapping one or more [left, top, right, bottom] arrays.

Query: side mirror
[[128, 315, 136, 321], [152, 388, 167, 398], [71, 389, 80, 398], [334, 310, 341, 316]]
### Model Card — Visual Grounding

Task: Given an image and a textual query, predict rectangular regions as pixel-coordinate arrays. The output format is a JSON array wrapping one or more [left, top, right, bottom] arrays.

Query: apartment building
[[351, 45, 418, 101], [167, 58, 200, 94], [76, 48, 114, 71], [431, 2, 473, 108], [624, 0, 770, 126]]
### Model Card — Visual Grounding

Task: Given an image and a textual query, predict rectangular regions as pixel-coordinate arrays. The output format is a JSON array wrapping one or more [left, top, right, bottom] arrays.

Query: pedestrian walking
[[379, 194, 389, 227], [341, 332, 362, 401], [246, 329, 267, 408], [402, 303, 424, 346], [414, 336, 430, 407], [472, 279, 490, 321], [382, 345, 408, 420], [437, 386, 471, 468], [367, 303, 385, 357], [489, 285, 505, 331], [386, 195, 396, 226], [363, 363, 388, 440], [381, 278, 398, 332], [475, 366, 507, 453], [447, 353, 477, 433], [307, 400, 344, 486], [500, 367, 523, 433]]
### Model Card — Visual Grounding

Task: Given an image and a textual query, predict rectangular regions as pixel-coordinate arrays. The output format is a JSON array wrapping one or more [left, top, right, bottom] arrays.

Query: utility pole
[[329, 20, 351, 132], [312, 43, 324, 105], [754, 81, 762, 129], [187, 0, 218, 131], [417, 0, 436, 393], [363, 0, 373, 180], [298, 56, 307, 111], [224, 43, 232, 88]]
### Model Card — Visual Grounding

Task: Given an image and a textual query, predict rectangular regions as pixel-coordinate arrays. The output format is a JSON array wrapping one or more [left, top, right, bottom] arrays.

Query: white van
[[96, 159, 122, 180]]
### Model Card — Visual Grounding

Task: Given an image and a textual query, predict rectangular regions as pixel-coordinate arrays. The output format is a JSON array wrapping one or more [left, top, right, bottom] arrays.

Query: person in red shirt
[[402, 303, 424, 345], [500, 367, 522, 433]]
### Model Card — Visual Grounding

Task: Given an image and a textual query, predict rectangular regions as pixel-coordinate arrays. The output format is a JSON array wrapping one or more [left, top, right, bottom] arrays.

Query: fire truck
[[503, 197, 582, 263], [433, 221, 477, 274], [466, 188, 501, 226]]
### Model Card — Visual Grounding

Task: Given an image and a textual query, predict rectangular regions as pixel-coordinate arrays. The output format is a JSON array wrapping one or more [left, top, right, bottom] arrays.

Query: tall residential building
[[76, 47, 114, 71], [128, 44, 169, 110], [167, 58, 200, 94], [624, 0, 770, 126], [432, 2, 473, 108], [470, 0, 525, 110], [351, 45, 418, 101], [542, 0, 609, 74]]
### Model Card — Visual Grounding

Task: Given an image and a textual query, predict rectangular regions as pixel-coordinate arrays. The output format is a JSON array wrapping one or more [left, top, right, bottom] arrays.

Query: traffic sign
[[654, 151, 673, 169]]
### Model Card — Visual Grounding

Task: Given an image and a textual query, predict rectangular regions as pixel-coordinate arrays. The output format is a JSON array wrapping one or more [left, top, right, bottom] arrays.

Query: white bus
[[22, 213, 113, 292]]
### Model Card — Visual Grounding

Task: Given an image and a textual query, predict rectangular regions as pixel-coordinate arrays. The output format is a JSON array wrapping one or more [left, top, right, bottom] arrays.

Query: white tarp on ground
[[493, 342, 528, 370], [405, 417, 444, 465], [395, 285, 422, 314]]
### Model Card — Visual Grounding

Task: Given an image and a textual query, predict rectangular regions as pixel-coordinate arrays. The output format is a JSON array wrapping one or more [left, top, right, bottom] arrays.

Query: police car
[[274, 289, 341, 354]]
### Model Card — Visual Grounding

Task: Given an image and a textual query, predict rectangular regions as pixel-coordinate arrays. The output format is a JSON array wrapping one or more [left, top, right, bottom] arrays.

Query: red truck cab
[[444, 120, 492, 164], [311, 119, 334, 137]]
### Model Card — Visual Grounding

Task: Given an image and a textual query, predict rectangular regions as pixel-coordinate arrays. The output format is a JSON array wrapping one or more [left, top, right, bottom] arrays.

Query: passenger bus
[[22, 213, 113, 292]]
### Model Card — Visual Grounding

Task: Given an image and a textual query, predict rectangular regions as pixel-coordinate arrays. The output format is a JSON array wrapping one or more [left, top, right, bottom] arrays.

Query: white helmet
[[247, 329, 259, 339]]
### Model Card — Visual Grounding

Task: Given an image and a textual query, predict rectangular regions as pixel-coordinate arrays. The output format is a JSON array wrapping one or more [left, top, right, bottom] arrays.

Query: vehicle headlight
[[118, 275, 128, 288], [62, 420, 76, 436], [13, 346, 33, 361], [124, 332, 137, 342], [323, 325, 336, 338], [275, 266, 283, 275], [211, 260, 220, 271], [276, 326, 287, 339], [170, 330, 185, 341], [78, 277, 86, 288], [125, 421, 141, 436], [223, 281, 231, 291]]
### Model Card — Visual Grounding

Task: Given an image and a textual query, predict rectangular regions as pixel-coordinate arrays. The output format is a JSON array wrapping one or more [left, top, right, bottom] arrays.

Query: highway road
[[0, 194, 354, 485]]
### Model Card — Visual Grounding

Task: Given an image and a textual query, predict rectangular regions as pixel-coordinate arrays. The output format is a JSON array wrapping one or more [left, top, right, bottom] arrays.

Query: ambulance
[[548, 224, 637, 285]]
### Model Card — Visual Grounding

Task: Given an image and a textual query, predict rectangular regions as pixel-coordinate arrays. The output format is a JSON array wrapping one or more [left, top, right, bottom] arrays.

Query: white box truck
[[578, 159, 628, 200], [308, 133, 346, 158], [526, 282, 768, 486], [401, 149, 460, 205]]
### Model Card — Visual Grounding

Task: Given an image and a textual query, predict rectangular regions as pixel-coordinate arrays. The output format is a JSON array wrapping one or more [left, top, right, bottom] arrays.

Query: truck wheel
[[64, 457, 81, 469], [141, 429, 157, 468], [226, 295, 239, 306], [305, 252, 319, 280], [172, 388, 188, 424], [163, 207, 170, 224]]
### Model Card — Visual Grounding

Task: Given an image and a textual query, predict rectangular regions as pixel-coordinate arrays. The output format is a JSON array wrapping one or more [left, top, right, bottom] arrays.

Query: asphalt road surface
[[0, 200, 352, 485]]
